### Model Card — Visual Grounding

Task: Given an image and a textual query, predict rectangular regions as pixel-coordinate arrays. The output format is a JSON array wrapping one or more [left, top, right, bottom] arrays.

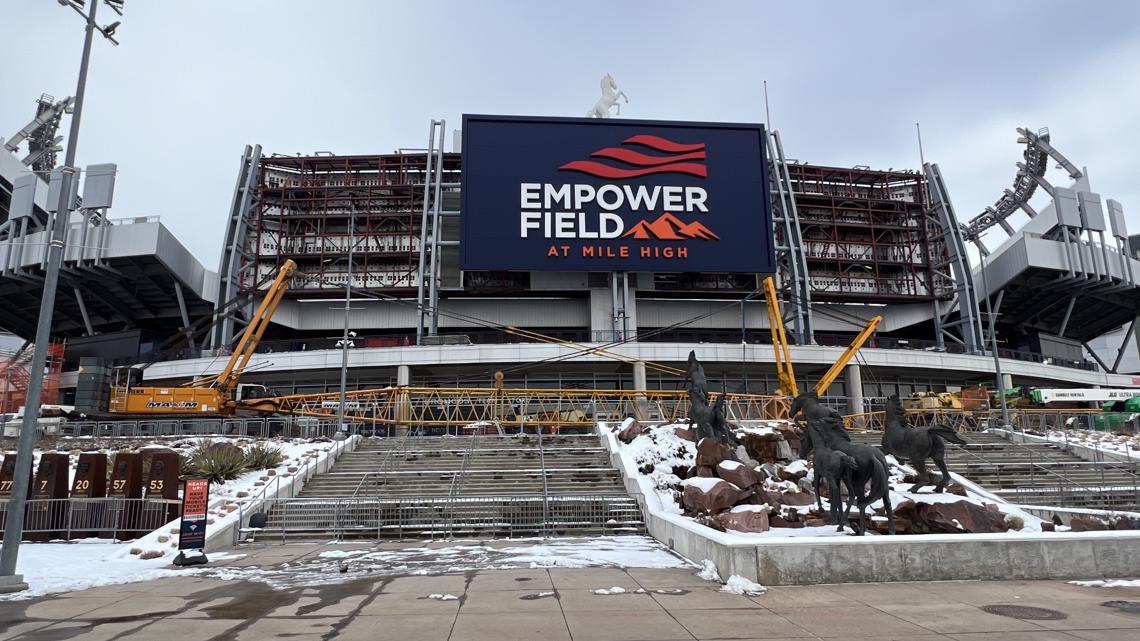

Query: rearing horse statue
[[587, 74, 629, 118]]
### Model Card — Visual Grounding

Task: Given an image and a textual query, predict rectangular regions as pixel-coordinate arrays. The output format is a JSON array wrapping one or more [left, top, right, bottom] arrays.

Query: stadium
[[3, 109, 1139, 426]]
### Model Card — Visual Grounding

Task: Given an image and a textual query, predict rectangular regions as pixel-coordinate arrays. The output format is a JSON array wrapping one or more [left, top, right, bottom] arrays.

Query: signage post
[[177, 478, 209, 561]]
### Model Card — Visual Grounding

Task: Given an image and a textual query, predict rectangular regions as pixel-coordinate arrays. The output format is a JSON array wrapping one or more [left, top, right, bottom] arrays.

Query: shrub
[[181, 440, 247, 483], [244, 441, 285, 470]]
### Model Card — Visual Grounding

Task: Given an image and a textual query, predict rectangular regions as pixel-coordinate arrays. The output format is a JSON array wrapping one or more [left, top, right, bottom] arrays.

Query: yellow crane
[[762, 276, 881, 397], [108, 260, 297, 415]]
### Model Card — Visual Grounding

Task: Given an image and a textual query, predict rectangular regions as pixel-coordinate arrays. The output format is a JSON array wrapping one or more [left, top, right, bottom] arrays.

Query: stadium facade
[[2, 115, 1140, 415]]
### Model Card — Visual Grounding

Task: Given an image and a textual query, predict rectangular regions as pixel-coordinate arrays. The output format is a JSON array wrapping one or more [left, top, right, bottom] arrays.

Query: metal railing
[[232, 436, 354, 545], [351, 431, 413, 499], [248, 493, 639, 542], [0, 497, 176, 541], [844, 408, 1105, 432]]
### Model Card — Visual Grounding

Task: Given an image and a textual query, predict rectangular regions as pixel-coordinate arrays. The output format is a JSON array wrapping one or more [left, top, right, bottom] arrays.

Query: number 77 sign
[[179, 478, 210, 550]]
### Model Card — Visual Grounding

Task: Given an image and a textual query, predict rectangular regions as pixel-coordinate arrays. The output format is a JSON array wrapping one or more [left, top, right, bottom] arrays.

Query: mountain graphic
[[622, 212, 720, 241]]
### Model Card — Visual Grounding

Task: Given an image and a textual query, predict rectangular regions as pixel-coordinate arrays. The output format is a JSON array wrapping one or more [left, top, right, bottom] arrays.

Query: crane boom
[[813, 315, 881, 396], [210, 259, 297, 395], [762, 277, 797, 396], [502, 326, 685, 376]]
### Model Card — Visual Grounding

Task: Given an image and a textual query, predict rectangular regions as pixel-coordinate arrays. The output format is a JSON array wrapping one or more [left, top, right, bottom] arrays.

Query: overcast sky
[[3, 0, 1139, 268]]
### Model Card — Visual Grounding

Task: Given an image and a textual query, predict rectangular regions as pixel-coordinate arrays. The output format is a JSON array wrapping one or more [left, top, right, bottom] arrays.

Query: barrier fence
[[842, 408, 1121, 432], [240, 494, 639, 542], [0, 497, 176, 541]]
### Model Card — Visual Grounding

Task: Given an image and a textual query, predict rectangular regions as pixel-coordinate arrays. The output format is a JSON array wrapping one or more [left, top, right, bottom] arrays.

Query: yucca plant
[[181, 440, 247, 483], [244, 441, 285, 470]]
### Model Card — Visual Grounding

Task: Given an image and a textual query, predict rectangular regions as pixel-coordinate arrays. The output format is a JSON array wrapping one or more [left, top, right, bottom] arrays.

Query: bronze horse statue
[[881, 394, 966, 493], [802, 419, 859, 531], [685, 351, 737, 445], [795, 393, 895, 535]]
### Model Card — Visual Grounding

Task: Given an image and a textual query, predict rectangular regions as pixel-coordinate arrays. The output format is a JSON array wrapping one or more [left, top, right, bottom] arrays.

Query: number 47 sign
[[179, 478, 210, 550]]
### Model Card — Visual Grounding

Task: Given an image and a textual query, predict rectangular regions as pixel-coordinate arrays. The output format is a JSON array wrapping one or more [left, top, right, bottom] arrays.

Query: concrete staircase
[[260, 434, 644, 540], [852, 430, 1140, 510]]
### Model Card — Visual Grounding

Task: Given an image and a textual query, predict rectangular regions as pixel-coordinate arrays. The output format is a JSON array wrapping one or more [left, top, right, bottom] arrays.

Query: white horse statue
[[587, 74, 629, 118]]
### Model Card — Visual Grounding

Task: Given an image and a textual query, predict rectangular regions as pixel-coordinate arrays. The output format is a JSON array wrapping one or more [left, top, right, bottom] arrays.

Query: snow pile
[[1070, 578, 1140, 588], [592, 586, 627, 595], [696, 559, 721, 582], [126, 437, 348, 560], [615, 421, 696, 515], [721, 575, 767, 596], [2, 436, 350, 598], [427, 593, 459, 600], [1031, 429, 1140, 460]]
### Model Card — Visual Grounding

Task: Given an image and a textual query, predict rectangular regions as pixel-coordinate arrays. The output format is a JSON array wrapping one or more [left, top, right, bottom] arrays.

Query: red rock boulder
[[713, 507, 770, 533], [681, 478, 751, 514], [716, 460, 761, 489], [695, 438, 737, 468], [672, 427, 695, 442], [617, 420, 645, 444], [917, 501, 1009, 534], [1070, 515, 1110, 532]]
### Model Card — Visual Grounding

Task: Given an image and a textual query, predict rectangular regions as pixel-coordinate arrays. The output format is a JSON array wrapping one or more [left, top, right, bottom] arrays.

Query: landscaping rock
[[695, 438, 737, 467], [672, 427, 695, 442], [917, 500, 1009, 534], [618, 420, 646, 444], [1070, 515, 1110, 532], [944, 482, 968, 496], [681, 478, 751, 514], [713, 508, 770, 533], [769, 515, 805, 528], [716, 460, 761, 489]]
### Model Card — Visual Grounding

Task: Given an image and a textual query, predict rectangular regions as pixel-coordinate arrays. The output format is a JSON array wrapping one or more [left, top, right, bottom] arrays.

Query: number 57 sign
[[179, 478, 210, 550]]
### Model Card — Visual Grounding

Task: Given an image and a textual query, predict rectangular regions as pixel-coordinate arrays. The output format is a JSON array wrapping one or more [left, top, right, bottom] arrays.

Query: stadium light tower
[[0, 0, 124, 593]]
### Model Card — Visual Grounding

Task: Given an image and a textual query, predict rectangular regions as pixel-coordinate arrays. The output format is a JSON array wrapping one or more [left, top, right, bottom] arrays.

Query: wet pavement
[[1, 540, 1138, 640]]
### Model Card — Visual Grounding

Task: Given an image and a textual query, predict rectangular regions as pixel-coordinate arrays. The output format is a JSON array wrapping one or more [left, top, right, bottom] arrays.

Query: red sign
[[178, 478, 210, 550]]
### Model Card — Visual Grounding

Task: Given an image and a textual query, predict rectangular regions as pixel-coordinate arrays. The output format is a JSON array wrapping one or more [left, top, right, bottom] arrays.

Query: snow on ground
[[1020, 428, 1140, 461], [2, 436, 349, 599], [0, 541, 245, 600], [1070, 578, 1140, 588], [695, 559, 721, 582], [721, 575, 767, 595], [203, 536, 691, 591], [120, 437, 349, 562]]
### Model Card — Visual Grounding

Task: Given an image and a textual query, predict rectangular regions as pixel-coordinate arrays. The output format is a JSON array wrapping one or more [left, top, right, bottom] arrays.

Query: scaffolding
[[0, 342, 64, 413], [786, 163, 954, 303], [242, 152, 461, 302]]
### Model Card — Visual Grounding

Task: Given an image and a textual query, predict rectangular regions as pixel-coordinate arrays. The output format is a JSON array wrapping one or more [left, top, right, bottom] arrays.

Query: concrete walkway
[[1, 543, 1138, 640]]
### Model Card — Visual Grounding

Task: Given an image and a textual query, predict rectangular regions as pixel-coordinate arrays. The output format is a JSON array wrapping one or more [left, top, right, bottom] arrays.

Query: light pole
[[0, 0, 124, 591], [336, 209, 355, 436], [979, 255, 1011, 428]]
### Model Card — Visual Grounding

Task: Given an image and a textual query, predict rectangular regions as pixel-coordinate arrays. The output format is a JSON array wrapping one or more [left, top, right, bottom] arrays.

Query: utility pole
[[337, 209, 354, 435], [1, 0, 115, 591], [980, 255, 1011, 428]]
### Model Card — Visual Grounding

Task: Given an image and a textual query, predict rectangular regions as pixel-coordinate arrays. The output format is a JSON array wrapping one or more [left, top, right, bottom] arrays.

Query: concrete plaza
[[1, 542, 1138, 640]]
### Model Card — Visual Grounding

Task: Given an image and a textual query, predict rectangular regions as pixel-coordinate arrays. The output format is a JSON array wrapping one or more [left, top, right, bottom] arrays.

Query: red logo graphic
[[559, 134, 707, 179], [622, 212, 720, 241]]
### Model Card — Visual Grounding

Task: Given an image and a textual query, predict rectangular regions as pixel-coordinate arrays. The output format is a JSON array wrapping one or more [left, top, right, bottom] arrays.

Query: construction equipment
[[107, 260, 297, 415], [1029, 388, 1140, 406], [762, 276, 881, 397], [762, 276, 798, 396]]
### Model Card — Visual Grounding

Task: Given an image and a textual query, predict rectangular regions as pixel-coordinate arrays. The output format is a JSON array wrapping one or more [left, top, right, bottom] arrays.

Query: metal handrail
[[443, 433, 479, 536], [537, 428, 551, 536], [1025, 428, 1140, 506], [351, 430, 412, 499]]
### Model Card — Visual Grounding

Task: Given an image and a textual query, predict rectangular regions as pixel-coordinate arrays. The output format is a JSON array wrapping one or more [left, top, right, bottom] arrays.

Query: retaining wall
[[599, 426, 1140, 585]]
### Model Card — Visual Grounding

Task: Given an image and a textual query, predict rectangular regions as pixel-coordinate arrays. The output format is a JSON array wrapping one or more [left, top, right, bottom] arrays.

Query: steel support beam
[[1111, 318, 1137, 373], [73, 286, 94, 336]]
